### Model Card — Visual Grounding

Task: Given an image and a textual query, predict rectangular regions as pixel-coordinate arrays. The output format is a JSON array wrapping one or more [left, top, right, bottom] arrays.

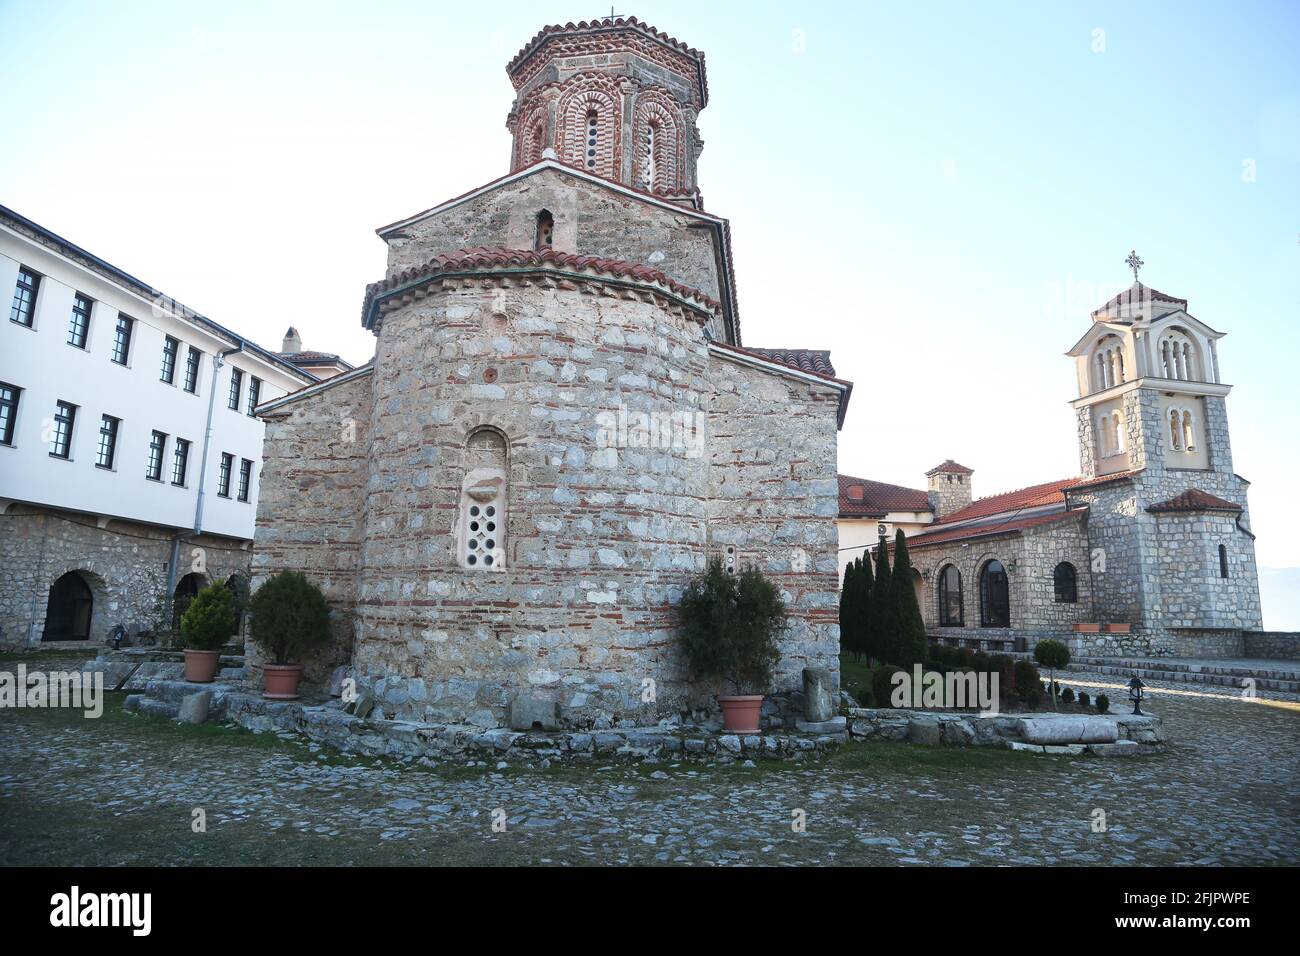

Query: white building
[[0, 205, 325, 649]]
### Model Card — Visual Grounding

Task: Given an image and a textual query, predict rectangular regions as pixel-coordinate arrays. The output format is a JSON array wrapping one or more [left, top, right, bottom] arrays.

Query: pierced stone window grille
[[585, 110, 599, 169], [458, 428, 508, 571]]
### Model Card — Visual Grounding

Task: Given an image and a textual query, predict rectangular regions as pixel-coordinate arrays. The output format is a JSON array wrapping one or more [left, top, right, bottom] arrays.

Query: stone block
[[801, 667, 835, 722], [177, 691, 212, 725], [1016, 716, 1118, 745], [907, 719, 942, 746], [509, 695, 559, 732], [795, 716, 846, 734]]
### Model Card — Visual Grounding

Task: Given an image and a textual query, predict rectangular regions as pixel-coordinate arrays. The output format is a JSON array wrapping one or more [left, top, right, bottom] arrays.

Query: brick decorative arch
[[513, 94, 551, 169], [556, 74, 624, 180], [632, 88, 686, 193]]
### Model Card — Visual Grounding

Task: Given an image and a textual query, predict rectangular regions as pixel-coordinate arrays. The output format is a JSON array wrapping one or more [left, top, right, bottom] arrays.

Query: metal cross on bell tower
[[1126, 249, 1144, 283]]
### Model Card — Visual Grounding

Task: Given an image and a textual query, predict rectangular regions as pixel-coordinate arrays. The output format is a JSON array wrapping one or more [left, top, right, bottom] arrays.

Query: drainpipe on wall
[[193, 347, 241, 537]]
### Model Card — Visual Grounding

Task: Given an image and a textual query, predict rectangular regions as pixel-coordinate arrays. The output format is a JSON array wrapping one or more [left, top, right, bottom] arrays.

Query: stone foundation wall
[[0, 503, 250, 651], [251, 370, 373, 687], [1242, 631, 1300, 660]]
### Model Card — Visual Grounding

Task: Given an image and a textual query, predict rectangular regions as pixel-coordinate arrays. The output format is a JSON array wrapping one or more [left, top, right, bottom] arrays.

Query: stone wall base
[[1242, 631, 1300, 660]]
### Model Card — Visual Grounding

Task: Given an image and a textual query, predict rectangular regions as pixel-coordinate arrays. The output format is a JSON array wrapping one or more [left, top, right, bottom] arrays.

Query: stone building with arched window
[[251, 17, 851, 729], [838, 279, 1264, 658]]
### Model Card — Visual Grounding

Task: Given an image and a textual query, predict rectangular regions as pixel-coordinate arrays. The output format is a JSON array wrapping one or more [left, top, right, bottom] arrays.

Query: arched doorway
[[172, 573, 206, 630], [42, 572, 94, 642]]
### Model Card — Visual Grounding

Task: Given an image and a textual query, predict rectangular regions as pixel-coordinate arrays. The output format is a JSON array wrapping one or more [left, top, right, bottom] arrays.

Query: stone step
[[138, 678, 237, 718], [123, 695, 179, 719], [1069, 660, 1300, 694], [1071, 655, 1300, 680]]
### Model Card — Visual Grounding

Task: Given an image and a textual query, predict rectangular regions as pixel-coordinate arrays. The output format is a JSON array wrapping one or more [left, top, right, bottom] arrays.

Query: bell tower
[[504, 16, 708, 207], [1067, 253, 1232, 480]]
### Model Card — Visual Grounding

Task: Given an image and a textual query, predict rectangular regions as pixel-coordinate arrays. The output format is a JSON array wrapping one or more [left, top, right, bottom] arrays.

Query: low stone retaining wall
[[1242, 631, 1300, 661], [845, 707, 1164, 754]]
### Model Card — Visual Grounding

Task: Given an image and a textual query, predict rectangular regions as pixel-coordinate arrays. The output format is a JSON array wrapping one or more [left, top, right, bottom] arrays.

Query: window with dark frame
[[68, 294, 92, 348], [96, 414, 120, 469], [0, 382, 20, 446], [228, 368, 243, 410], [111, 314, 134, 364], [49, 401, 76, 458], [161, 336, 179, 383], [938, 564, 963, 626], [979, 560, 1011, 628], [1219, 544, 1230, 579], [146, 430, 167, 481], [246, 376, 261, 415], [237, 458, 253, 502], [10, 267, 39, 326], [217, 453, 233, 498], [1053, 562, 1078, 603], [172, 437, 190, 486], [183, 347, 201, 393]]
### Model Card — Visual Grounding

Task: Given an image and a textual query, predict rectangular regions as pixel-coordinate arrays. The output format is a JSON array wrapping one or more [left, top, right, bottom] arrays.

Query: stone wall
[[383, 168, 728, 341], [1242, 631, 1300, 660], [0, 503, 250, 651], [908, 514, 1092, 650], [259, 275, 843, 729], [251, 370, 373, 686]]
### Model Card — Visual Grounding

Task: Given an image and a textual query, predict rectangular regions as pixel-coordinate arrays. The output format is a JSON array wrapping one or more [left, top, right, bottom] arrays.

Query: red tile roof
[[936, 477, 1085, 525], [838, 474, 932, 517], [1092, 281, 1188, 318], [926, 459, 973, 476], [745, 348, 835, 377], [905, 509, 1087, 549], [361, 247, 721, 328], [1148, 489, 1243, 513]]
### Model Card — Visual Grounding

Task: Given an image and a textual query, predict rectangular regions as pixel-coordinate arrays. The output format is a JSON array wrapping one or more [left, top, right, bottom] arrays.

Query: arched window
[[1111, 411, 1125, 455], [1053, 562, 1078, 603], [1218, 544, 1229, 579], [1158, 330, 1198, 381], [979, 559, 1010, 628], [459, 428, 508, 571], [1182, 410, 1195, 452], [535, 210, 554, 249], [1169, 408, 1183, 451], [584, 110, 600, 169], [642, 120, 658, 189], [938, 564, 963, 626]]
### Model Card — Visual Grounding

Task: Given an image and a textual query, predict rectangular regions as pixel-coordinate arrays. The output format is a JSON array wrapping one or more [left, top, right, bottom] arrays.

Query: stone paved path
[[1, 669, 1296, 866]]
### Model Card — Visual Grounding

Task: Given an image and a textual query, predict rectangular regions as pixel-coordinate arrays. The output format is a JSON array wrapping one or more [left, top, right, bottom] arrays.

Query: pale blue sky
[[2, 1, 1297, 617]]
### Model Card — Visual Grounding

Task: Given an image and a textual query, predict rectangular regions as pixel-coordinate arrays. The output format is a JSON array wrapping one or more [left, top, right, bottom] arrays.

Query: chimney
[[281, 326, 302, 353], [926, 460, 974, 518]]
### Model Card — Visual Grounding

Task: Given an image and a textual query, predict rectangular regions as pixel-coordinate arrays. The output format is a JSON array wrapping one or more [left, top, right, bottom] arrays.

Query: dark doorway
[[42, 572, 94, 641], [173, 573, 205, 629]]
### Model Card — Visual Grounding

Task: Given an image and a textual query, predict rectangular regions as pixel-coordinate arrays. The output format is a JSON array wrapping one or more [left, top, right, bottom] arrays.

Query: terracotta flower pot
[[1073, 623, 1102, 633], [717, 695, 764, 733], [183, 649, 220, 683], [263, 664, 304, 700]]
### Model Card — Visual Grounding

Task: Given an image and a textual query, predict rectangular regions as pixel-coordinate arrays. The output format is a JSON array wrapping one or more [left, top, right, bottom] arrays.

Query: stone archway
[[42, 571, 95, 642], [172, 572, 208, 630]]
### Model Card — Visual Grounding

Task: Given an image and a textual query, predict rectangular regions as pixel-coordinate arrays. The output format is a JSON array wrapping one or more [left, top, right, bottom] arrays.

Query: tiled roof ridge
[[743, 347, 835, 377], [904, 508, 1088, 549], [361, 247, 721, 327], [709, 341, 848, 386], [1092, 281, 1188, 317], [838, 473, 933, 516], [926, 459, 974, 476], [1148, 489, 1243, 513], [507, 17, 705, 75]]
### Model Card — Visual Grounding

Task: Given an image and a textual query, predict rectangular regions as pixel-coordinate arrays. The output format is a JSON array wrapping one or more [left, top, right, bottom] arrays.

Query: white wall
[[837, 512, 933, 577], [0, 230, 309, 540]]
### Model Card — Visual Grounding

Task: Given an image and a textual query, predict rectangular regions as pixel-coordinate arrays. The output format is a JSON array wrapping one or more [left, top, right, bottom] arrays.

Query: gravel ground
[[1, 665, 1296, 866]]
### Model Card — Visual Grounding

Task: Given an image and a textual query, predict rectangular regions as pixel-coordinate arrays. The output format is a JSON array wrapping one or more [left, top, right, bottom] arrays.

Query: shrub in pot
[[179, 582, 237, 683], [677, 557, 784, 733], [247, 571, 332, 700]]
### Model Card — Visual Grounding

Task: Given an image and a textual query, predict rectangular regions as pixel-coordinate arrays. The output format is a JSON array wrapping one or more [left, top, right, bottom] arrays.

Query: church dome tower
[[505, 16, 708, 206]]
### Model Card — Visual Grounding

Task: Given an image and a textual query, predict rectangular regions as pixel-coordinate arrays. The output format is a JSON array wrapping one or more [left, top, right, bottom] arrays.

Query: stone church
[[252, 17, 850, 727], [841, 273, 1264, 659]]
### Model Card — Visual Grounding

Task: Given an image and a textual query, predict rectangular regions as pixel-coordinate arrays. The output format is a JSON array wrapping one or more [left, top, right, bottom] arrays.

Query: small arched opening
[[172, 572, 207, 629], [535, 209, 554, 249], [42, 571, 95, 642]]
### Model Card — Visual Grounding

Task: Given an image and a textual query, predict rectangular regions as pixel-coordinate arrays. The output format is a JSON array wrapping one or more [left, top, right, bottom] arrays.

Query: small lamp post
[[1127, 674, 1146, 715]]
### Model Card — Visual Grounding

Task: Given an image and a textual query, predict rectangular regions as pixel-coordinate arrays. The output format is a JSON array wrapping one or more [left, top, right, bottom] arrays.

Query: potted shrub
[[247, 571, 332, 700], [1034, 639, 1072, 710], [677, 557, 784, 733], [179, 581, 237, 682]]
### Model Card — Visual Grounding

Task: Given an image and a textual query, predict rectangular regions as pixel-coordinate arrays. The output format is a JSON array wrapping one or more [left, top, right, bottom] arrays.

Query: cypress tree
[[870, 536, 896, 664], [839, 561, 856, 659], [890, 529, 928, 668], [859, 550, 875, 663]]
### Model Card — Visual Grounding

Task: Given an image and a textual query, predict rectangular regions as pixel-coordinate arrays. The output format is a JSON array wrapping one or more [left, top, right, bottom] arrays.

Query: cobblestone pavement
[[1, 666, 1296, 866]]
